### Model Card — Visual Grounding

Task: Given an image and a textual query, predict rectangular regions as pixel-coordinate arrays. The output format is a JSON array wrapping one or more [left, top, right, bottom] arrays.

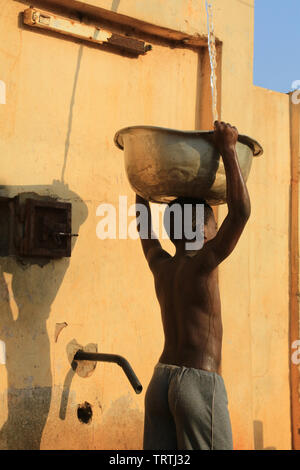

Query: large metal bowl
[[114, 125, 263, 205]]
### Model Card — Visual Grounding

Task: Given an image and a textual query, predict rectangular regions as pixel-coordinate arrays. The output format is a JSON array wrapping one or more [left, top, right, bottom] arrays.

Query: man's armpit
[[147, 246, 170, 271]]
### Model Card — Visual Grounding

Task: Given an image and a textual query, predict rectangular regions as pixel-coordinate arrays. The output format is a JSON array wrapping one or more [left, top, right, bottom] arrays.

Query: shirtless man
[[135, 121, 250, 450]]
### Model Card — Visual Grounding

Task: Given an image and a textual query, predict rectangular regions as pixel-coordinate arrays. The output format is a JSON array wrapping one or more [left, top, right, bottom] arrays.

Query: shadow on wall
[[0, 181, 88, 450], [253, 420, 276, 450]]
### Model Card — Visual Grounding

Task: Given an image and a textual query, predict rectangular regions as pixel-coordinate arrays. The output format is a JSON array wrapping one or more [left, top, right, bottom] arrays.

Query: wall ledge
[[19, 0, 217, 47]]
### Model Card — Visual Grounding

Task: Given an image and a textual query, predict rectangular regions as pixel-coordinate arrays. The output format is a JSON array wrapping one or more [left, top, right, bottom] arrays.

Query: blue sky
[[254, 0, 300, 93]]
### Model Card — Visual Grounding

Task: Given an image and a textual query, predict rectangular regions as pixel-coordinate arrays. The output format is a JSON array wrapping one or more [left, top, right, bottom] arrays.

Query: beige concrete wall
[[219, 86, 291, 450], [0, 0, 292, 450], [0, 0, 201, 450]]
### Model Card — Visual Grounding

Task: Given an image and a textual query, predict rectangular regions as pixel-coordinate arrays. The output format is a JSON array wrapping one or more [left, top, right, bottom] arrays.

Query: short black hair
[[167, 197, 214, 226], [163, 197, 214, 243]]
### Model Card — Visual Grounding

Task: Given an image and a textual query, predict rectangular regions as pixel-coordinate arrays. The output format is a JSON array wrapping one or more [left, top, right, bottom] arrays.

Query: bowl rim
[[113, 125, 264, 157]]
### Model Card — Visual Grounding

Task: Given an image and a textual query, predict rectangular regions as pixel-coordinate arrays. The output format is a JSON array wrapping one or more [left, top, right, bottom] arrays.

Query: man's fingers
[[214, 121, 237, 127], [214, 120, 238, 135]]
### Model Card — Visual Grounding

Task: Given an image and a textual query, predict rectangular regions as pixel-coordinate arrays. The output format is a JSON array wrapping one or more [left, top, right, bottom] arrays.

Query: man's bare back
[[136, 121, 251, 375], [153, 249, 222, 372]]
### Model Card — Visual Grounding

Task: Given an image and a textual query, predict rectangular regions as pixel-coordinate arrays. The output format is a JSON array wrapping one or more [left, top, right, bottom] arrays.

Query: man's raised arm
[[136, 194, 171, 272], [198, 121, 251, 269]]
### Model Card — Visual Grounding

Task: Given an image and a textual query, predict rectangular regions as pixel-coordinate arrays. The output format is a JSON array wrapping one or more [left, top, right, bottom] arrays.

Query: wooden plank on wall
[[289, 93, 300, 450], [21, 0, 211, 46]]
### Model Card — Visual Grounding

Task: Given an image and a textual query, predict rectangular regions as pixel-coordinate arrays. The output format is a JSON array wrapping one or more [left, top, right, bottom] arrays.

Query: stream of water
[[205, 0, 218, 123]]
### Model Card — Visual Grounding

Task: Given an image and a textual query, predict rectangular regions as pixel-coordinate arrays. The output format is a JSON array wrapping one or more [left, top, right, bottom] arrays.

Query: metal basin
[[114, 125, 263, 205]]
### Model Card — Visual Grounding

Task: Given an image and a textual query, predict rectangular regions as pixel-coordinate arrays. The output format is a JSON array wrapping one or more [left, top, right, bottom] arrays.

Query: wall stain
[[99, 394, 144, 450], [61, 45, 84, 183]]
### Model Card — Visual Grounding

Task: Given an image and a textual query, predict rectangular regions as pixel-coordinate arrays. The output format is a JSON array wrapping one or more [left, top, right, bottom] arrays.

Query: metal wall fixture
[[73, 350, 143, 394], [23, 8, 152, 56], [0, 195, 76, 258]]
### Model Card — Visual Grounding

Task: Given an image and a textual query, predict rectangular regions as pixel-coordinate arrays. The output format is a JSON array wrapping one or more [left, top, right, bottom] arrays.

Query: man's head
[[163, 197, 217, 249]]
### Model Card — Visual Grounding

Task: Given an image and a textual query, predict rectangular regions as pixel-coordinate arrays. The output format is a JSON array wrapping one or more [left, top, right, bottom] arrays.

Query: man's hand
[[213, 121, 238, 156], [194, 120, 250, 271]]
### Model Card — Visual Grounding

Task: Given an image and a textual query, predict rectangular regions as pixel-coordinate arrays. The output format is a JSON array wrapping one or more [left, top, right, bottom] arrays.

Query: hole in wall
[[77, 401, 93, 424]]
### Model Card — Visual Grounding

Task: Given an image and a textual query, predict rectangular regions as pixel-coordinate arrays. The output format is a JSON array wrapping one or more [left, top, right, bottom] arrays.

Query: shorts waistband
[[154, 361, 223, 379]]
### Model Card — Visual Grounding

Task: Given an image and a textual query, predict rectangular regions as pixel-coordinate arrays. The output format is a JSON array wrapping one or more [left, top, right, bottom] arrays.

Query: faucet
[[73, 350, 143, 394]]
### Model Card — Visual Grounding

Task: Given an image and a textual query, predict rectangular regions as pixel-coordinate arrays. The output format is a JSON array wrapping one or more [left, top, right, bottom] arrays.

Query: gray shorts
[[143, 362, 233, 450]]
